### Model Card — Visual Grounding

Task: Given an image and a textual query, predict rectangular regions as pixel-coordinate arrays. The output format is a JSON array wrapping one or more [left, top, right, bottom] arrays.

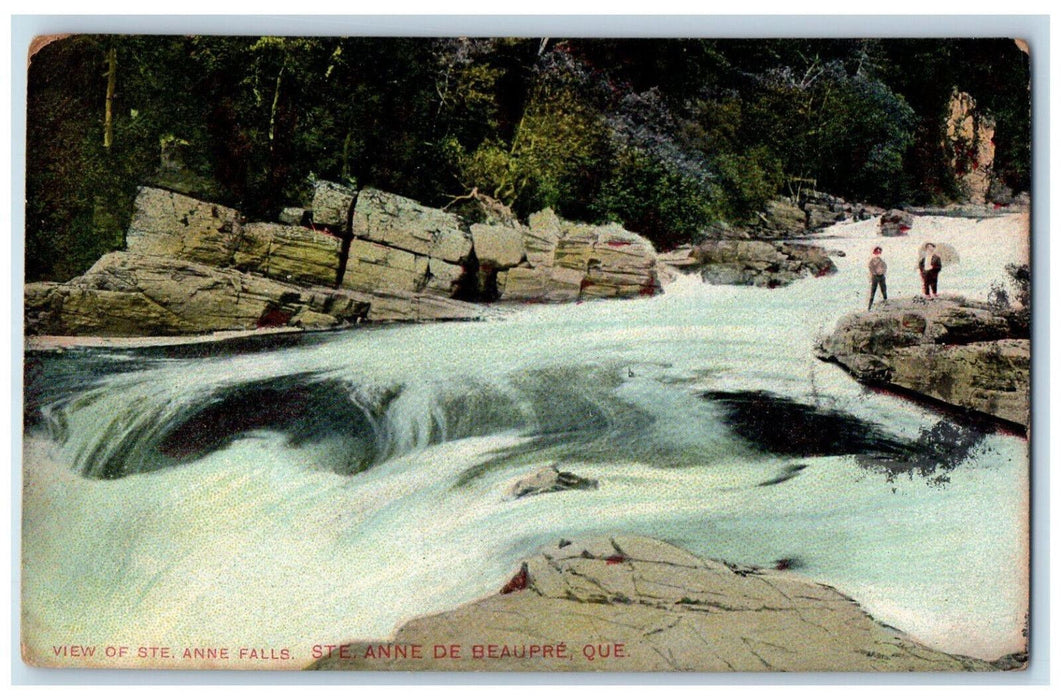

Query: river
[[21, 213, 1030, 669]]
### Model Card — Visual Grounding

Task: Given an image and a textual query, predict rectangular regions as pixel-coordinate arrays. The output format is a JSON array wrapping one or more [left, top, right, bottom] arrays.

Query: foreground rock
[[817, 296, 1029, 427], [309, 535, 1006, 672]]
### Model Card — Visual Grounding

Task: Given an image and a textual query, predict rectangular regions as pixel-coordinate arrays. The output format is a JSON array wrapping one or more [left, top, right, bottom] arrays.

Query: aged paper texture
[[21, 34, 1031, 672]]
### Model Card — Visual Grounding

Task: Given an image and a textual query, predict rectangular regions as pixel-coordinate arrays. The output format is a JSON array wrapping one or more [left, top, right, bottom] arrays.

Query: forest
[[25, 36, 1030, 282]]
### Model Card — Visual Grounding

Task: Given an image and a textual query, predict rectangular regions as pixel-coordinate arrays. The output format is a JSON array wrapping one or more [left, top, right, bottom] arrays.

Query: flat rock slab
[[309, 535, 1003, 672], [24, 252, 374, 335], [234, 222, 342, 287]]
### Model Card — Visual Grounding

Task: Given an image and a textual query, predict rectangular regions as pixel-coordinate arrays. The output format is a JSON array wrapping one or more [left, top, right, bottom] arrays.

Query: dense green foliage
[[26, 36, 1030, 281]]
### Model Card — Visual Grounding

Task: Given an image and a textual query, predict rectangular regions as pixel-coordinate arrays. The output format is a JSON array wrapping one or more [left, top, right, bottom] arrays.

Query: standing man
[[919, 243, 943, 297], [868, 246, 887, 310]]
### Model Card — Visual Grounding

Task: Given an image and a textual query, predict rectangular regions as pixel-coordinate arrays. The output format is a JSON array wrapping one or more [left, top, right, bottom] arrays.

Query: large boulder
[[497, 219, 660, 302], [758, 198, 808, 236], [524, 209, 563, 267], [125, 187, 243, 267], [310, 535, 1002, 672], [817, 296, 1029, 427], [341, 239, 429, 294], [352, 188, 472, 262], [880, 209, 914, 237], [310, 179, 357, 232], [470, 223, 526, 269], [233, 222, 342, 287]]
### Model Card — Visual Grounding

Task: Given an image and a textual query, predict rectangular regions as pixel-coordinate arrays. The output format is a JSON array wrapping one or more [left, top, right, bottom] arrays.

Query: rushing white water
[[21, 214, 1030, 669]]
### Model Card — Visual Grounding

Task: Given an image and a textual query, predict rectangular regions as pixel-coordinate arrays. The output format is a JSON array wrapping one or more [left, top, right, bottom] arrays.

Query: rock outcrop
[[495, 215, 661, 302], [309, 535, 1007, 672], [26, 184, 668, 338], [879, 209, 914, 237], [24, 252, 371, 335], [817, 296, 1029, 427], [507, 466, 599, 500], [799, 190, 884, 232], [946, 90, 996, 205], [691, 240, 837, 287], [352, 188, 473, 263], [125, 187, 243, 267]]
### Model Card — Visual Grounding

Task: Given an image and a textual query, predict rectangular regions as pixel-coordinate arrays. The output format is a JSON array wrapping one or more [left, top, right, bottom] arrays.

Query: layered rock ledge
[[309, 535, 1012, 672], [816, 296, 1029, 428], [25, 184, 664, 337]]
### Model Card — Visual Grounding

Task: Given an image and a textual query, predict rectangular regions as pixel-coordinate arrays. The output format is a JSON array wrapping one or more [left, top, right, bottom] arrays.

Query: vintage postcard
[[20, 33, 1032, 672]]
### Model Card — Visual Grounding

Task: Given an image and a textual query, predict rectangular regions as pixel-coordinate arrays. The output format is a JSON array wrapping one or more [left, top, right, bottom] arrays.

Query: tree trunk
[[268, 65, 285, 143], [103, 47, 116, 149]]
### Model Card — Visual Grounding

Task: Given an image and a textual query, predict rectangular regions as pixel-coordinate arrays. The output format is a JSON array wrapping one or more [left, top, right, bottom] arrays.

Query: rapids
[[21, 214, 1030, 668]]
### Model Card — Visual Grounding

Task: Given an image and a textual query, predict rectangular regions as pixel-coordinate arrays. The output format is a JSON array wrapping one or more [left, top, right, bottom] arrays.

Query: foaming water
[[22, 214, 1030, 667]]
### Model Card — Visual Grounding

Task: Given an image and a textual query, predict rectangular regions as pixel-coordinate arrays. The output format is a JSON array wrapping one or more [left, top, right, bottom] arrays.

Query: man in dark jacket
[[919, 243, 942, 297], [868, 246, 887, 310]]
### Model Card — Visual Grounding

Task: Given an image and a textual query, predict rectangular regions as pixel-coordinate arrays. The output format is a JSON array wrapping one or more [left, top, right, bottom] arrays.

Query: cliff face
[[309, 535, 1006, 672], [817, 296, 1029, 428], [24, 183, 663, 337], [946, 90, 997, 205]]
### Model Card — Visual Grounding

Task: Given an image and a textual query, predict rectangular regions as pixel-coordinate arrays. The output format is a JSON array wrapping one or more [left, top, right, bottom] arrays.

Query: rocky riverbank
[[816, 296, 1030, 428], [24, 182, 664, 337], [308, 534, 1017, 672]]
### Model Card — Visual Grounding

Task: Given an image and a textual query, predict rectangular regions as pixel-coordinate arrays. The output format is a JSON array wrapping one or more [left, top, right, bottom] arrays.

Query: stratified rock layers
[[817, 297, 1029, 427], [26, 185, 666, 337]]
